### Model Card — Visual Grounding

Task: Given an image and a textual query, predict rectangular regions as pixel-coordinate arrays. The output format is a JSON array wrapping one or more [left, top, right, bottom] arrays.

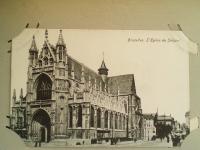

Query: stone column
[[72, 105, 77, 138], [101, 108, 105, 129], [82, 103, 90, 139], [108, 111, 111, 129], [113, 112, 116, 131], [50, 111, 56, 140], [94, 106, 97, 128]]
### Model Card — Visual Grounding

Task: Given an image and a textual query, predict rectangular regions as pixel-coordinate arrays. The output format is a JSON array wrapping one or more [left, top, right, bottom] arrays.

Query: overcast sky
[[11, 29, 198, 123]]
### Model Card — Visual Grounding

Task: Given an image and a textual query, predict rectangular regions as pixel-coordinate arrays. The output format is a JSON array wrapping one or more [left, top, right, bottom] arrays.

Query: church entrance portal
[[31, 109, 51, 142]]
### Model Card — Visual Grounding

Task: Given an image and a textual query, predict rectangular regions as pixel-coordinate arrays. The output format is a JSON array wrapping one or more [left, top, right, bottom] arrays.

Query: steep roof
[[107, 74, 136, 95], [157, 115, 174, 121], [67, 56, 137, 95], [143, 113, 156, 120]]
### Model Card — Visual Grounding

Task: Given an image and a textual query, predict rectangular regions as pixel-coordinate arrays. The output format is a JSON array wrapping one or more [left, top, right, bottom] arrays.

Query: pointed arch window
[[59, 46, 62, 60], [119, 115, 122, 129], [69, 106, 73, 128], [104, 111, 108, 128], [77, 105, 82, 127], [115, 114, 118, 129], [97, 108, 101, 128], [90, 106, 94, 127], [123, 116, 126, 130], [110, 112, 113, 129], [36, 74, 52, 100]]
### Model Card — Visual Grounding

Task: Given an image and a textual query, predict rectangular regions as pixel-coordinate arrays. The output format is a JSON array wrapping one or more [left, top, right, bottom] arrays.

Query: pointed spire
[[98, 60, 108, 75], [98, 52, 108, 75], [29, 35, 38, 52], [57, 29, 66, 47], [100, 60, 107, 69], [20, 88, 23, 99], [19, 88, 23, 105], [157, 107, 158, 114], [43, 29, 49, 48]]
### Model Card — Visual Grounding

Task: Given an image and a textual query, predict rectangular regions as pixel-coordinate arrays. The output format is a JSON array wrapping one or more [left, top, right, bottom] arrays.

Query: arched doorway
[[31, 109, 51, 142]]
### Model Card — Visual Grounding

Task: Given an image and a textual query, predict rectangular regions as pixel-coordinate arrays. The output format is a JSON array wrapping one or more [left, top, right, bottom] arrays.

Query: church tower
[[98, 58, 108, 82]]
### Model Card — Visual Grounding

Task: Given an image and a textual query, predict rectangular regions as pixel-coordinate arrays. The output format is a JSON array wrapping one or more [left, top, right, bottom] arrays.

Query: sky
[[11, 29, 198, 123]]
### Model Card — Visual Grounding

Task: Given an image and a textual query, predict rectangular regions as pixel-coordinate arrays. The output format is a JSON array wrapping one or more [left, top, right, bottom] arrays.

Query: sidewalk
[[25, 139, 173, 148], [116, 139, 173, 148]]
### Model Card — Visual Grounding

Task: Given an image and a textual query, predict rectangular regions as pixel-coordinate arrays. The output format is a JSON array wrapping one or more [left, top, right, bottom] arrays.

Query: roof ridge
[[67, 55, 101, 77], [108, 74, 134, 78]]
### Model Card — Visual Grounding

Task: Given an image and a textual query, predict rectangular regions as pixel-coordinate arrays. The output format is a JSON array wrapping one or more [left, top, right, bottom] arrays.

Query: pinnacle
[[29, 35, 38, 52], [57, 29, 66, 46]]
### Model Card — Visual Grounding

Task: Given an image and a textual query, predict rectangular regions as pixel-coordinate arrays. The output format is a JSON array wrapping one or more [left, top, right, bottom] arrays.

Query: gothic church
[[10, 29, 143, 144]]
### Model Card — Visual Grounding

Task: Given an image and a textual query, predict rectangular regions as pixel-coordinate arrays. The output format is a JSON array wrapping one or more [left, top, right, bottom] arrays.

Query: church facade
[[10, 29, 143, 144]]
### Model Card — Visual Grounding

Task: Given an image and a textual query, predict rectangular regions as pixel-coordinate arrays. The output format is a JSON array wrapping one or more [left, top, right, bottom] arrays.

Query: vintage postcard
[[8, 28, 198, 148]]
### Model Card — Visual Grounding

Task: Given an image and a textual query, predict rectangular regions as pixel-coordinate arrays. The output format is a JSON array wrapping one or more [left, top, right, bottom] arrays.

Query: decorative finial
[[103, 52, 104, 61], [45, 29, 48, 39], [13, 89, 16, 99], [36, 22, 40, 28], [12, 89, 16, 104], [25, 23, 29, 28], [29, 35, 38, 52], [20, 88, 23, 98]]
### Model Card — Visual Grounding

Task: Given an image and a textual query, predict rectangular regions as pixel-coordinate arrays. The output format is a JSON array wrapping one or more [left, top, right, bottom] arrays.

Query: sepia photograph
[[8, 28, 197, 148]]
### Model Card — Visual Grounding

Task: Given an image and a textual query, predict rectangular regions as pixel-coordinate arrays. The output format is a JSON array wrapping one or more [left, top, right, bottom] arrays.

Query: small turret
[[98, 58, 108, 82]]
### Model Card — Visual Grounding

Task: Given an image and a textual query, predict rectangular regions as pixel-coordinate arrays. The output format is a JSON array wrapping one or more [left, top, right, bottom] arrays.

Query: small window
[[44, 57, 48, 65], [60, 96, 65, 103], [39, 60, 42, 67], [59, 48, 62, 60], [49, 58, 53, 65]]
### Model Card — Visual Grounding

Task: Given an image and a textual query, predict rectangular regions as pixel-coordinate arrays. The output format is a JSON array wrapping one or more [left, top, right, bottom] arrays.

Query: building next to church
[[185, 111, 190, 129], [156, 115, 175, 127], [9, 29, 143, 144], [143, 113, 156, 141]]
